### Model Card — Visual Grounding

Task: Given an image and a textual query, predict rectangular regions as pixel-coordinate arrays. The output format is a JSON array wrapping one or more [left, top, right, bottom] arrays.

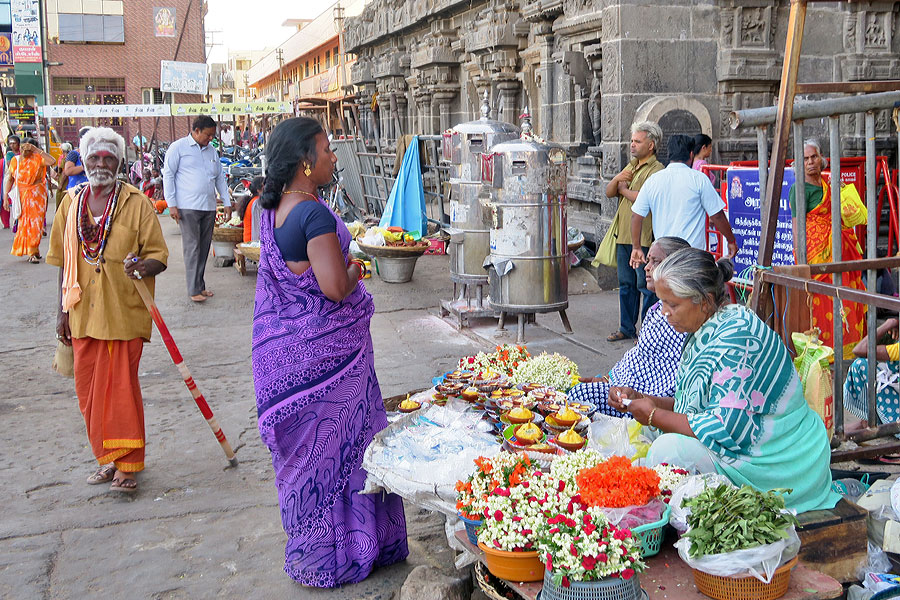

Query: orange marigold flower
[[575, 456, 661, 508]]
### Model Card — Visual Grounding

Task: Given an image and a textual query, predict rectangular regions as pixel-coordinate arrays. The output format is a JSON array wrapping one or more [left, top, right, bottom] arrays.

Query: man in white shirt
[[629, 134, 738, 269], [163, 115, 232, 302], [221, 125, 234, 147]]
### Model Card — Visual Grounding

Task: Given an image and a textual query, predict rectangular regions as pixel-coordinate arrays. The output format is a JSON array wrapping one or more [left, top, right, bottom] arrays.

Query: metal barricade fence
[[731, 95, 900, 449]]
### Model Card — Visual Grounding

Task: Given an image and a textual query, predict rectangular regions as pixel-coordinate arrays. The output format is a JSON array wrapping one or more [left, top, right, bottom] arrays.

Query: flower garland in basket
[[459, 345, 530, 376], [576, 456, 661, 509], [455, 452, 535, 521], [536, 502, 645, 586], [509, 351, 580, 391], [478, 470, 562, 552], [652, 463, 691, 503]]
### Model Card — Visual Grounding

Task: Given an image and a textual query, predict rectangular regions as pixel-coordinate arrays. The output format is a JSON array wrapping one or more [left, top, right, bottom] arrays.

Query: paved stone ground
[[0, 210, 629, 599]]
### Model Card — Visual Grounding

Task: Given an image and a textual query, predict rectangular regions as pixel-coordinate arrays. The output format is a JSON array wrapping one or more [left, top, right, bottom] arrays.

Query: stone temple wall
[[345, 0, 900, 243]]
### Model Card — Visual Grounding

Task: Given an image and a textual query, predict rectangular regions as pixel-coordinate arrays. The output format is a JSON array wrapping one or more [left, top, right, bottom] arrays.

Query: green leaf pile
[[682, 485, 799, 558]]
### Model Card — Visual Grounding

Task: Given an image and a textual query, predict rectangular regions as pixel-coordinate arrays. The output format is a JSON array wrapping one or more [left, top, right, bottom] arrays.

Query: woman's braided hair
[[258, 117, 323, 210]]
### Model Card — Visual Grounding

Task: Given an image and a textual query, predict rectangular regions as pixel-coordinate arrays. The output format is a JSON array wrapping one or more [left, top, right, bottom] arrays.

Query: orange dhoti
[[72, 337, 146, 472]]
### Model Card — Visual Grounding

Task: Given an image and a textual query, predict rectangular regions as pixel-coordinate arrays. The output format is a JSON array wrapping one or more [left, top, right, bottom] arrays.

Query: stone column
[[433, 89, 457, 133], [497, 79, 519, 126]]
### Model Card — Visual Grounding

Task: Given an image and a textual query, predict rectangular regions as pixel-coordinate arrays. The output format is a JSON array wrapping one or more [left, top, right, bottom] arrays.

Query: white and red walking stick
[[132, 278, 238, 467]]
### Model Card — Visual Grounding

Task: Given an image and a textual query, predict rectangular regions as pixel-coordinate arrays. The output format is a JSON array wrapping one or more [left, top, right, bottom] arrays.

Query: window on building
[[325, 50, 330, 68], [314, 56, 320, 75], [141, 88, 172, 104], [58, 13, 124, 43], [305, 61, 309, 78], [334, 46, 339, 63]]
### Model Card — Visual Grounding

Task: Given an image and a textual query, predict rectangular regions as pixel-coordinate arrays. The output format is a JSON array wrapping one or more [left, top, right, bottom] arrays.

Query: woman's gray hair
[[631, 121, 662, 152], [653, 247, 734, 308], [79, 126, 125, 163], [652, 236, 691, 258]]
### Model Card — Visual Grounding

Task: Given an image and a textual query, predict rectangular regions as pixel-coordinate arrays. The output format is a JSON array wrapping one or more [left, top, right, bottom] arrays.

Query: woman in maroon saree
[[251, 117, 407, 587]]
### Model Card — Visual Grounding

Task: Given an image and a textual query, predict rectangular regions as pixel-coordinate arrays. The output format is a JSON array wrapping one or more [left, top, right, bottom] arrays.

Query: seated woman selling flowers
[[569, 236, 691, 416], [609, 248, 839, 513]]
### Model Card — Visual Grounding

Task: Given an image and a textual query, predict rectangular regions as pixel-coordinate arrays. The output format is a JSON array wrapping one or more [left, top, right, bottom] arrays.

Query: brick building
[[44, 0, 207, 145]]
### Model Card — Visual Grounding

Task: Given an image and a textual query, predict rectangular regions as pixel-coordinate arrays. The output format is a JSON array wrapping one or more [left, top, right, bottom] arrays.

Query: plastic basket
[[631, 504, 671, 558], [459, 514, 482, 545], [691, 555, 798, 600], [540, 568, 645, 600]]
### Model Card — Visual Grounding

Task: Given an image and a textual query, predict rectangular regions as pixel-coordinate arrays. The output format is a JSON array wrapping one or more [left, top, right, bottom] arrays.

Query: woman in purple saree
[[252, 118, 407, 587]]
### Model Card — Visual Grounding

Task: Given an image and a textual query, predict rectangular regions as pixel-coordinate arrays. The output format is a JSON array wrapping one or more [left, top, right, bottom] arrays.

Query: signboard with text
[[0, 67, 16, 95], [10, 0, 41, 63], [726, 167, 796, 281], [160, 60, 208, 95], [0, 34, 14, 66], [38, 101, 292, 118], [7, 95, 36, 127]]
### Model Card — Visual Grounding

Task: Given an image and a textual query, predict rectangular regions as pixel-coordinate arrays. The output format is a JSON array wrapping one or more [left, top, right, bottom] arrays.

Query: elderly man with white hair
[[47, 127, 168, 494]]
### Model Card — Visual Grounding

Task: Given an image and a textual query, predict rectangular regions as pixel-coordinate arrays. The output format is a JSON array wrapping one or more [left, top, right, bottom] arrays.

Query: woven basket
[[356, 239, 430, 258], [692, 555, 798, 600], [238, 244, 260, 262], [541, 569, 644, 600], [213, 226, 243, 243]]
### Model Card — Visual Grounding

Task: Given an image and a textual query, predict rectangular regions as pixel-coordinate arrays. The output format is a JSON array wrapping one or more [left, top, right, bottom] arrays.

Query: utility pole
[[276, 48, 285, 101], [334, 3, 345, 133]]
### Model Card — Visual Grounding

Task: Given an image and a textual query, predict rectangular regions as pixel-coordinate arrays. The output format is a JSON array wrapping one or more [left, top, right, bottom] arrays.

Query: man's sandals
[[606, 331, 633, 342], [190, 290, 214, 303], [109, 475, 138, 493], [86, 464, 116, 485]]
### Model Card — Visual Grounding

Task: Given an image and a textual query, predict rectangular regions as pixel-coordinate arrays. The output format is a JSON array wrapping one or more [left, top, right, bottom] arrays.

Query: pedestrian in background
[[1, 134, 20, 229], [48, 127, 168, 494], [691, 133, 715, 184], [162, 115, 232, 303], [4, 137, 55, 262], [64, 127, 91, 191], [603, 121, 664, 342]]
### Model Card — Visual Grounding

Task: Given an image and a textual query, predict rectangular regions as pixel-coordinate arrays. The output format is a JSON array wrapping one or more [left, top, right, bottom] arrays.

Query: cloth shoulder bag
[[591, 219, 618, 268]]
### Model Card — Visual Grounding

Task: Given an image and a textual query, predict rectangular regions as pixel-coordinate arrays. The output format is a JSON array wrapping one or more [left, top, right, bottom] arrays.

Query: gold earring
[[304, 164, 312, 177]]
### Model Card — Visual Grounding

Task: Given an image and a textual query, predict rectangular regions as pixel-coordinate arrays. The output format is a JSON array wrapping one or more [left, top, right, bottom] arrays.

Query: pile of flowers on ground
[[459, 345, 530, 376], [455, 452, 535, 520], [509, 351, 580, 391], [653, 463, 691, 503]]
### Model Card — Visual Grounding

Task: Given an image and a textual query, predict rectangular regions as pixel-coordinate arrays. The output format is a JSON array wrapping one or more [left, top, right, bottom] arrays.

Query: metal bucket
[[375, 256, 420, 283], [212, 240, 235, 258]]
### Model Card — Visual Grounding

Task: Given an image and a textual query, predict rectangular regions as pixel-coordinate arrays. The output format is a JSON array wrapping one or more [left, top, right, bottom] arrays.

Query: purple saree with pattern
[[252, 203, 408, 587]]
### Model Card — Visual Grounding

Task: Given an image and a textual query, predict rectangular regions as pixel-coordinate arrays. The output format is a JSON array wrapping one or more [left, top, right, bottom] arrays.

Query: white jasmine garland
[[509, 352, 580, 391], [652, 463, 691, 499], [550, 448, 605, 485]]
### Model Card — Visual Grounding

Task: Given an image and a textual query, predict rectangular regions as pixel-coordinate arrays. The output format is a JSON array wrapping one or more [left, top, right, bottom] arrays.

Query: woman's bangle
[[349, 258, 366, 281], [647, 407, 658, 428]]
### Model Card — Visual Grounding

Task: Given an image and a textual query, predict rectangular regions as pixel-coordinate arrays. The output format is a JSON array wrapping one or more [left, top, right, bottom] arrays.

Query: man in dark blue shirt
[[63, 127, 91, 190]]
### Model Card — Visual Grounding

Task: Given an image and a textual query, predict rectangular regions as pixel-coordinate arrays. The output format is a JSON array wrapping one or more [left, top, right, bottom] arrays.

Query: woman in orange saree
[[789, 139, 866, 359], [3, 138, 55, 262]]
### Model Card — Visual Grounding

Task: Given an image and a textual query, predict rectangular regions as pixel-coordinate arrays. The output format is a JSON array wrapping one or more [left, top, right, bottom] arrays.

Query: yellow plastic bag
[[627, 419, 650, 460], [792, 331, 835, 439], [838, 182, 867, 228]]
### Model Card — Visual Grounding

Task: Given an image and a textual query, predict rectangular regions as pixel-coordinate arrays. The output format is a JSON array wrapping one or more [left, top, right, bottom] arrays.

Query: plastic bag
[[360, 227, 387, 246], [600, 498, 667, 529], [857, 542, 893, 584], [674, 526, 801, 584], [839, 182, 868, 228], [588, 414, 635, 458], [792, 330, 835, 438], [668, 474, 734, 534]]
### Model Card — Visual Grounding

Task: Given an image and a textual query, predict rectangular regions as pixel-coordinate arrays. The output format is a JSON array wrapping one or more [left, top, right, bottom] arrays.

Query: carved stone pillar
[[496, 78, 519, 126], [433, 88, 457, 133]]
